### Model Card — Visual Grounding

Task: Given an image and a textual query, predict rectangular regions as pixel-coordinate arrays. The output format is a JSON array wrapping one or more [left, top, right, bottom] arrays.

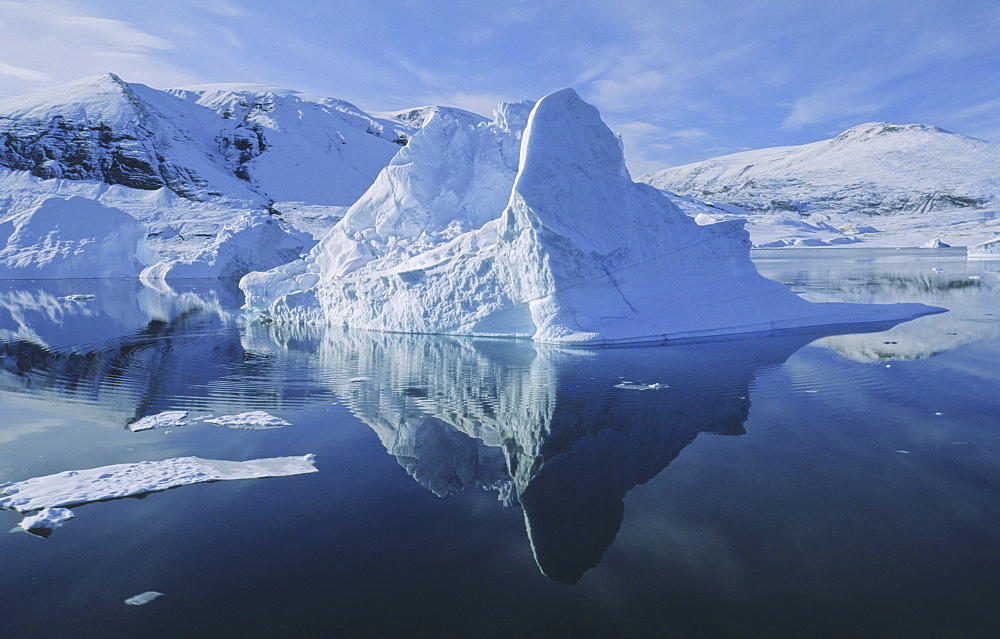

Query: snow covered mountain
[[0, 73, 410, 207], [640, 123, 1000, 247], [0, 73, 418, 279]]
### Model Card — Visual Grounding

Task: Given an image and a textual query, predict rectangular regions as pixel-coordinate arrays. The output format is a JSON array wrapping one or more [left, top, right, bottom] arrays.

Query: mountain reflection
[[246, 324, 859, 583]]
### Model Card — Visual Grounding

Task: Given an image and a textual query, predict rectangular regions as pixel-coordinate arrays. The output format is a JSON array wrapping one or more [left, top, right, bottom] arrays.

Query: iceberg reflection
[[0, 278, 938, 583], [246, 323, 893, 583]]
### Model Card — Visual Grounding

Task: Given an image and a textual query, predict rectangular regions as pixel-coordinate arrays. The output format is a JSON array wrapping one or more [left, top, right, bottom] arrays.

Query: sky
[[1, 0, 999, 174]]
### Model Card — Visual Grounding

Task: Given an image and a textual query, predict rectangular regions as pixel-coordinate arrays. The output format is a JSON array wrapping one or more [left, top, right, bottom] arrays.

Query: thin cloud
[[0, 1, 192, 96], [196, 0, 248, 19], [780, 75, 888, 131], [666, 128, 712, 141], [0, 62, 52, 83]]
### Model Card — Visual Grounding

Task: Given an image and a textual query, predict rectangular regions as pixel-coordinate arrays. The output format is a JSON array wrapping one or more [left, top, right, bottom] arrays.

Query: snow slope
[[243, 89, 942, 345], [640, 123, 1000, 247]]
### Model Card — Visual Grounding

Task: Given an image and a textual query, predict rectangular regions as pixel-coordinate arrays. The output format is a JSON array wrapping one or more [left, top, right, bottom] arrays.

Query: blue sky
[[1, 0, 998, 173]]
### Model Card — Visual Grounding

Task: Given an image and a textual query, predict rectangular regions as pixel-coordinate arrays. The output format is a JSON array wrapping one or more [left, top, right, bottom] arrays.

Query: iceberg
[[15, 506, 75, 536], [204, 410, 291, 429], [128, 411, 189, 432], [139, 211, 311, 282], [0, 196, 151, 279], [242, 89, 943, 344], [967, 237, 1000, 259], [0, 455, 317, 512]]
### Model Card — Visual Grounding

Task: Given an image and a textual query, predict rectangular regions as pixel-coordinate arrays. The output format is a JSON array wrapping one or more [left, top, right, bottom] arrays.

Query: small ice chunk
[[614, 382, 669, 390], [125, 591, 164, 606], [204, 411, 291, 429], [57, 294, 96, 301], [0, 455, 317, 512], [16, 507, 75, 535], [348, 376, 372, 383], [969, 275, 982, 280], [895, 450, 911, 454], [931, 267, 945, 273], [128, 411, 189, 432], [934, 412, 943, 416]]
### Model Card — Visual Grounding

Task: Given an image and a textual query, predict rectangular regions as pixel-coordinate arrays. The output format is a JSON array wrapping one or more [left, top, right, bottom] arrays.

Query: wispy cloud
[[0, 62, 52, 83], [780, 79, 887, 131], [666, 128, 712, 141], [196, 0, 247, 19], [0, 0, 192, 96]]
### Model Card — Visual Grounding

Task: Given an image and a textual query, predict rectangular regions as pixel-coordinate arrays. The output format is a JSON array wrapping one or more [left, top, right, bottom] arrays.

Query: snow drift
[[242, 89, 943, 345]]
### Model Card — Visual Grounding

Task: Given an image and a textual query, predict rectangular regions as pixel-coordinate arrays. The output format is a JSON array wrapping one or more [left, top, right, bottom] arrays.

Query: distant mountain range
[[640, 122, 1000, 247]]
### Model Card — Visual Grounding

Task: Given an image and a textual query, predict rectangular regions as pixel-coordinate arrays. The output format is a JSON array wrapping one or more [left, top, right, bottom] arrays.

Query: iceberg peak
[[508, 87, 632, 255]]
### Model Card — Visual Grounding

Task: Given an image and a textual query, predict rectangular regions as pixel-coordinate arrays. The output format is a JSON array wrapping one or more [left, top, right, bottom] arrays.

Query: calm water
[[1, 248, 998, 637]]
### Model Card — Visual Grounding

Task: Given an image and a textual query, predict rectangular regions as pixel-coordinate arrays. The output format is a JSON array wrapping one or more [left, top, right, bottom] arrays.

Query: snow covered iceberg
[[967, 236, 1000, 259], [0, 196, 151, 278], [140, 210, 311, 281], [242, 89, 943, 345]]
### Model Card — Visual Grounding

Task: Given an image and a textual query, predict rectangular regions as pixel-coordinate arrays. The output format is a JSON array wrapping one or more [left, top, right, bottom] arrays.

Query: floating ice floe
[[613, 382, 669, 390], [125, 591, 164, 606], [204, 410, 291, 429], [15, 506, 75, 536], [0, 455, 317, 512], [57, 294, 96, 301], [128, 411, 189, 432]]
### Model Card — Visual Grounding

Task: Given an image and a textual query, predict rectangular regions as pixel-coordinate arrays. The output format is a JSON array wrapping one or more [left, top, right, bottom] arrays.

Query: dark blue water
[[1, 249, 998, 637]]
